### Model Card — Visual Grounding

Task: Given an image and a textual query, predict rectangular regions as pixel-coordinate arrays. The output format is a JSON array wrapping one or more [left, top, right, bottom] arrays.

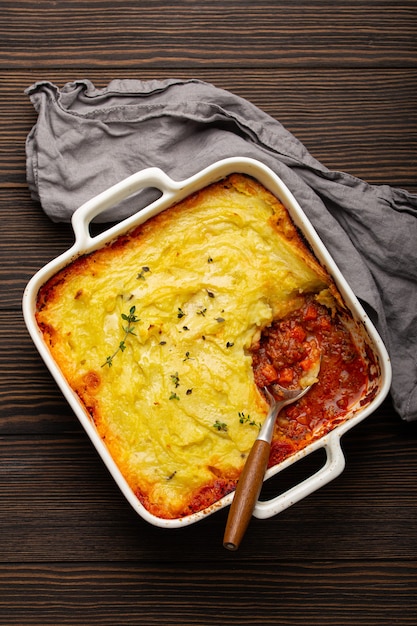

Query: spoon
[[223, 380, 318, 551]]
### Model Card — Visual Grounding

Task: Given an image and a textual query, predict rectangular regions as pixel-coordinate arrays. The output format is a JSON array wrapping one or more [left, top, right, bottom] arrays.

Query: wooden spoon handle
[[223, 439, 271, 551]]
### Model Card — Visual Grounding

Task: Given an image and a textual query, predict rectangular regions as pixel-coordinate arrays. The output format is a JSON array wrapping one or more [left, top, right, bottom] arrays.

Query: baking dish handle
[[252, 433, 346, 519], [71, 168, 181, 247]]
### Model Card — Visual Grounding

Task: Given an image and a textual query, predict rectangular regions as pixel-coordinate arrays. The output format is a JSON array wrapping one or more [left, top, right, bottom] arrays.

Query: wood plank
[[0, 561, 416, 626], [1, 69, 416, 192], [2, 1, 417, 69], [1, 69, 416, 307], [0, 70, 417, 308], [2, 2, 417, 624], [0, 191, 74, 309], [1, 403, 416, 563], [0, 310, 80, 433]]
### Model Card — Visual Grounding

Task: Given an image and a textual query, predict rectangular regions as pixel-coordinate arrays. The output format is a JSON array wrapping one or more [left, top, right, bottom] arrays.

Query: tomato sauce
[[250, 296, 368, 467], [139, 296, 369, 519]]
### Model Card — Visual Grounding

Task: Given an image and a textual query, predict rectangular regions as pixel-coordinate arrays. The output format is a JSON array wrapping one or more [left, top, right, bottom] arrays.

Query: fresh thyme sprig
[[170, 372, 180, 388], [213, 420, 228, 432], [102, 305, 139, 367], [137, 266, 150, 280], [238, 411, 262, 430]]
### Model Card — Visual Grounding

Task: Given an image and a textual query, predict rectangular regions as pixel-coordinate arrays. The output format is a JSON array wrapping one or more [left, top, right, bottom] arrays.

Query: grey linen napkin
[[25, 78, 417, 421]]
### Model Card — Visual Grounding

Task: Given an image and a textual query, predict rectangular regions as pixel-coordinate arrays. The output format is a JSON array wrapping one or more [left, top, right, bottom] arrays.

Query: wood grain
[[1, 70, 416, 192], [2, 1, 417, 69], [0, 562, 416, 626], [1, 2, 417, 624], [1, 400, 416, 563]]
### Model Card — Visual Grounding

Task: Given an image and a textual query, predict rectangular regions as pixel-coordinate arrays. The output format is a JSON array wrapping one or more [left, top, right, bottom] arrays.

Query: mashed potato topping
[[36, 174, 332, 519]]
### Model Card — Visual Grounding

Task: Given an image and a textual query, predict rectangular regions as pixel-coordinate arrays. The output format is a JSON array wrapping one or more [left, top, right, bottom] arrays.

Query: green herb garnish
[[171, 372, 180, 388], [102, 305, 139, 367], [238, 411, 261, 430], [137, 266, 150, 280], [213, 420, 228, 432]]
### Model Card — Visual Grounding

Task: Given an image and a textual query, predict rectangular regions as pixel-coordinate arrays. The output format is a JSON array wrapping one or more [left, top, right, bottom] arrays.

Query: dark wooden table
[[1, 2, 417, 624]]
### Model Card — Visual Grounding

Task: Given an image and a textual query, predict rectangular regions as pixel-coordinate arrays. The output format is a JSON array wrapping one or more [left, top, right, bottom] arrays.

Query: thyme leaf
[[213, 420, 228, 432], [102, 305, 139, 367], [137, 266, 150, 280], [171, 372, 180, 388], [238, 411, 261, 430]]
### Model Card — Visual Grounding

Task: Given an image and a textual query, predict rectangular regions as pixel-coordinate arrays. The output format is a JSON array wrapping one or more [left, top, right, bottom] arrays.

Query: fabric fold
[[25, 78, 417, 421]]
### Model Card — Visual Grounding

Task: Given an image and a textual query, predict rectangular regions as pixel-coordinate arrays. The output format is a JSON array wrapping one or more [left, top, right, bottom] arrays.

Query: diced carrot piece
[[278, 368, 293, 384], [260, 363, 278, 385], [291, 325, 307, 342], [303, 304, 318, 321], [299, 357, 313, 371]]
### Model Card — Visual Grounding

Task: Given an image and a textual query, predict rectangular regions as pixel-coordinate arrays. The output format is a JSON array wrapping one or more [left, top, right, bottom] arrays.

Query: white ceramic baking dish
[[23, 157, 391, 528]]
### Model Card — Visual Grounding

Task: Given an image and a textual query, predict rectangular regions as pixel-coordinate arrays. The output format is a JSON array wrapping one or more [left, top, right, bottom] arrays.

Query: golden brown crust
[[36, 173, 334, 519]]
